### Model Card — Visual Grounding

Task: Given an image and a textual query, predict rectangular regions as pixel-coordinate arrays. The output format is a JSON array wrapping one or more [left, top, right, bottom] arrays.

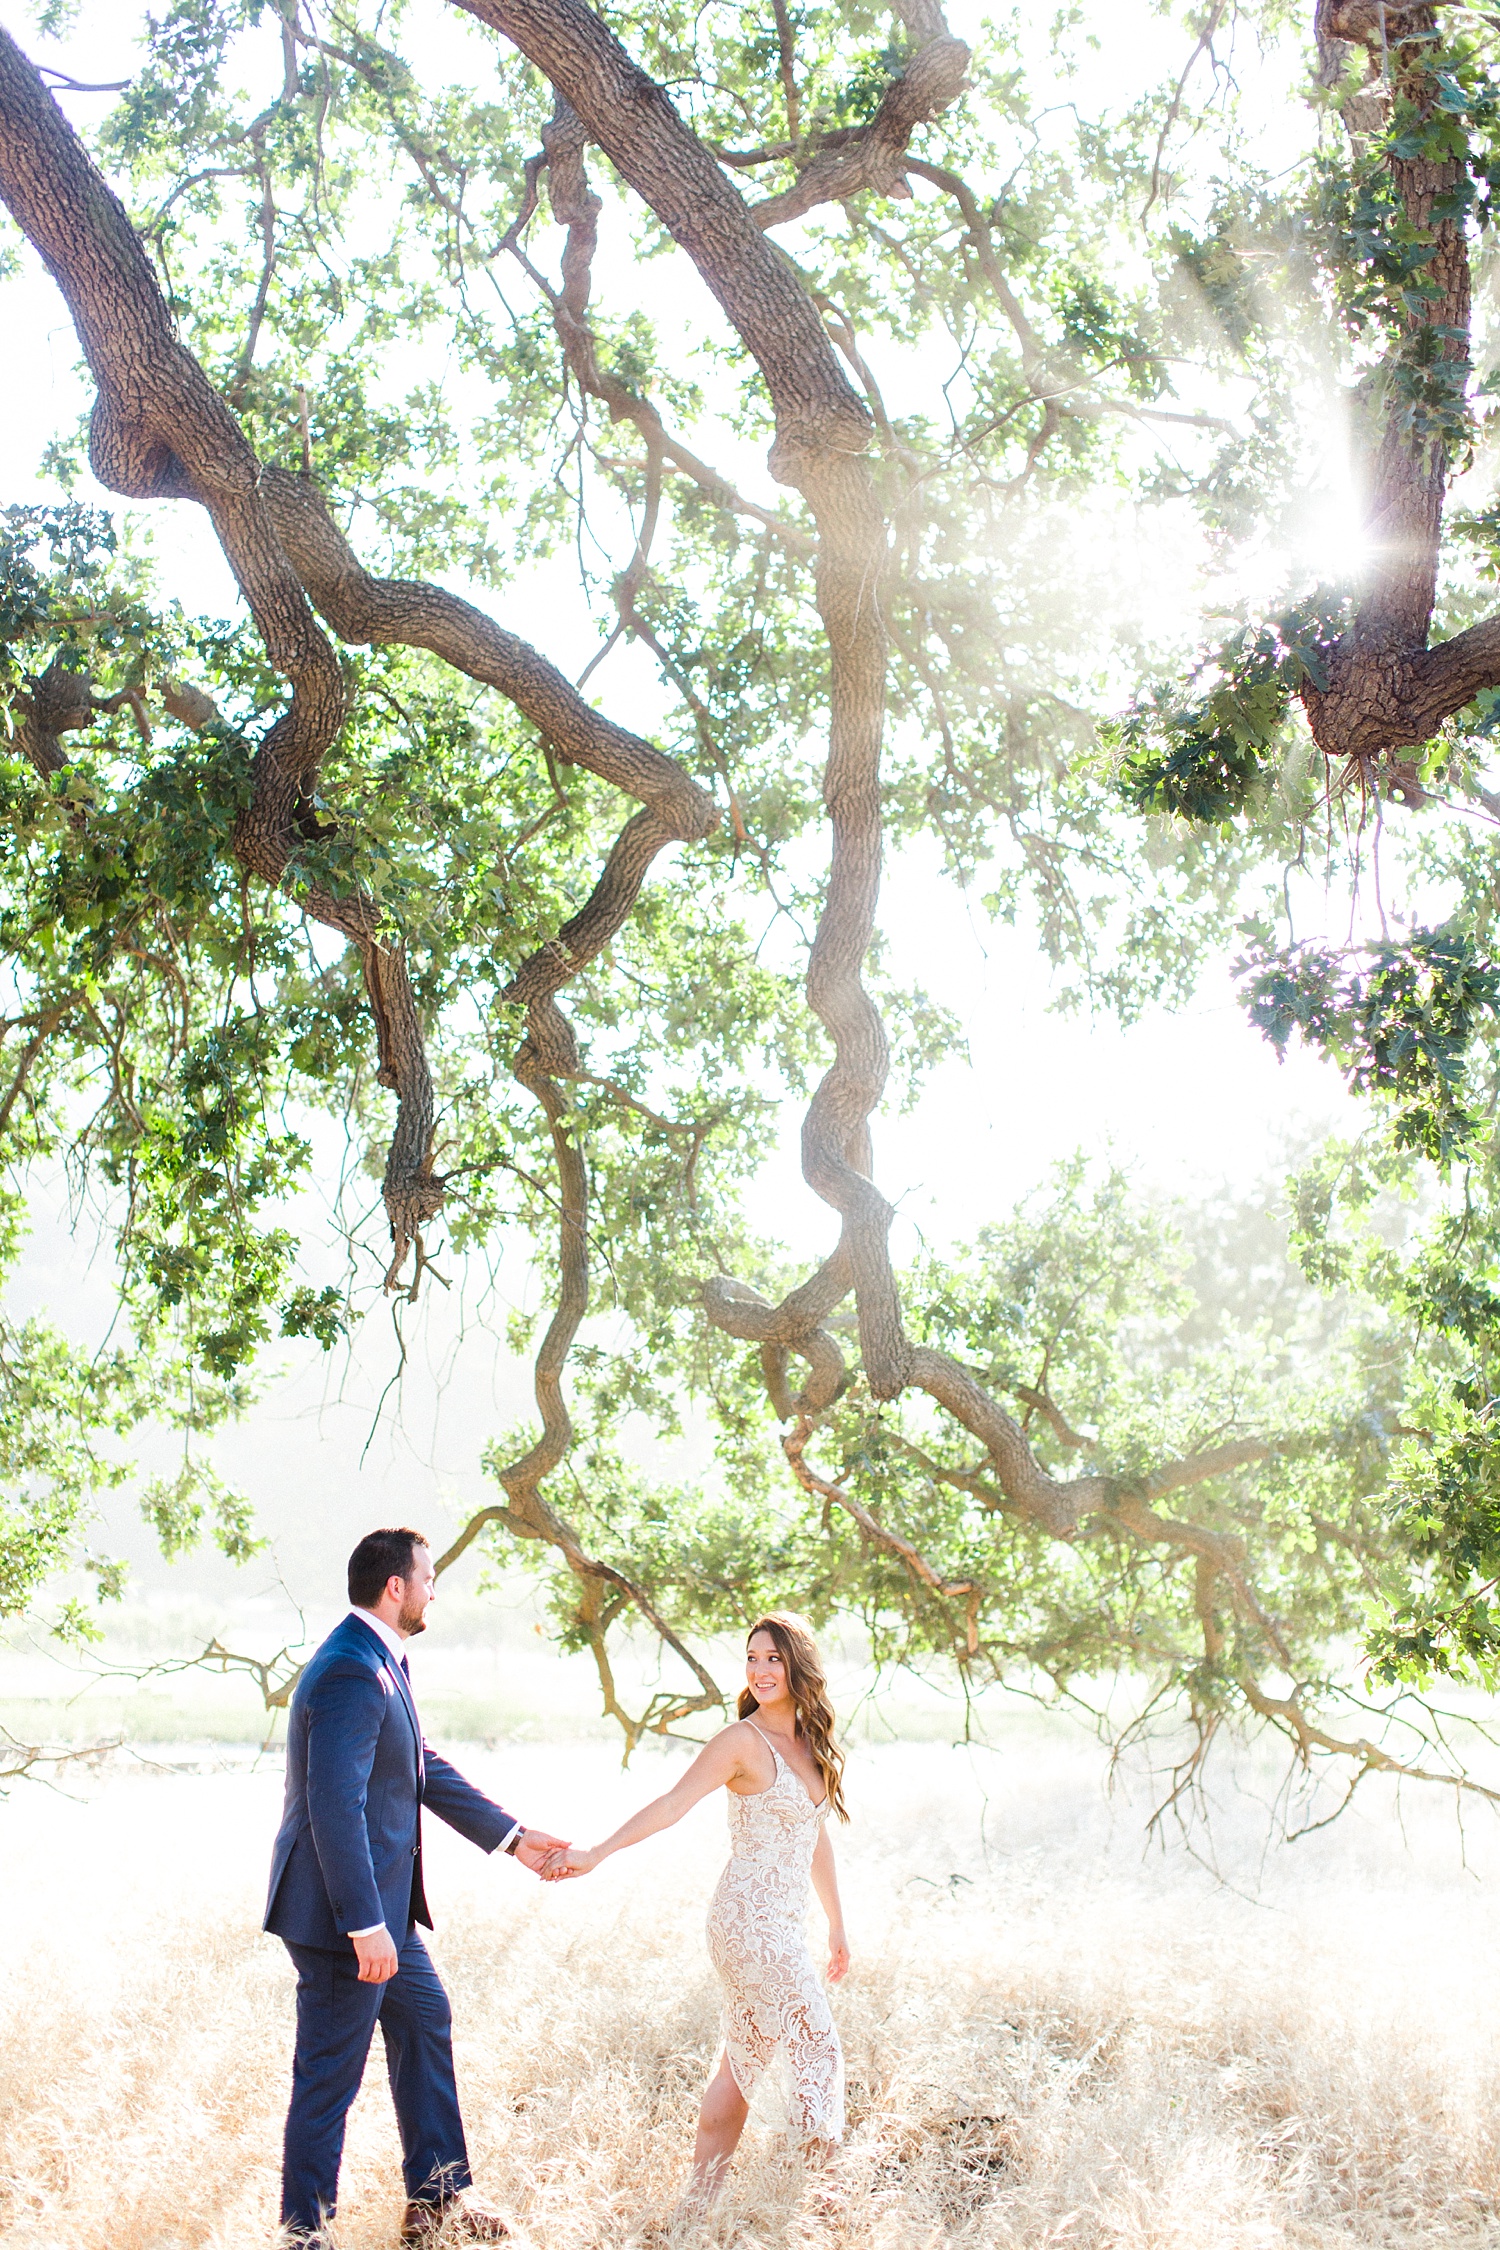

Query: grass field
[[2, 1722, 1499, 2250]]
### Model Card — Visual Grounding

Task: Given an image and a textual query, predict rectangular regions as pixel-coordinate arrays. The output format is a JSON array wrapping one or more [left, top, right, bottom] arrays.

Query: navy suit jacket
[[264, 1613, 518, 1951]]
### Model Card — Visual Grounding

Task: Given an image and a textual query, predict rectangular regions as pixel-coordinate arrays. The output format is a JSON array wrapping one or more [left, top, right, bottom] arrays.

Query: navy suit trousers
[[280, 1929, 470, 2235]]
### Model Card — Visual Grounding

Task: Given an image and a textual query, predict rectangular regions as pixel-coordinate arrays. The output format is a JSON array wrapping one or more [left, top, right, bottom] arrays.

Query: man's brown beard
[[396, 1596, 428, 1636]]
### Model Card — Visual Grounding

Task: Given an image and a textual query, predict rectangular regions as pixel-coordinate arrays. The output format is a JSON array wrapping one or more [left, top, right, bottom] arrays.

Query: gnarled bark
[[437, 0, 1498, 1809], [748, 12, 971, 227], [258, 470, 717, 840], [1300, 2, 1494, 775]]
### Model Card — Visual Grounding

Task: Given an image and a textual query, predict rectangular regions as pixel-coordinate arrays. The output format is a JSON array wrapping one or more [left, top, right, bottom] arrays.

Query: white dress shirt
[[349, 1602, 407, 1662], [344, 1606, 522, 1939]]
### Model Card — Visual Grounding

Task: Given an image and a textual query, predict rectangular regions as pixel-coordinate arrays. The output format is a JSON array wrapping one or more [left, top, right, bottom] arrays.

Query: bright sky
[[0, 1, 1391, 1598]]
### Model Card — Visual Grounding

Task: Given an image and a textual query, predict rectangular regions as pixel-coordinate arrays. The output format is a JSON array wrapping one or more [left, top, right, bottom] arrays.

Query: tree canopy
[[4, 0, 1500, 1811]]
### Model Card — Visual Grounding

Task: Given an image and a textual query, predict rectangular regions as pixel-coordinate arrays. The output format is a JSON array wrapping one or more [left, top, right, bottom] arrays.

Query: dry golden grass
[[2, 1733, 1499, 2249]]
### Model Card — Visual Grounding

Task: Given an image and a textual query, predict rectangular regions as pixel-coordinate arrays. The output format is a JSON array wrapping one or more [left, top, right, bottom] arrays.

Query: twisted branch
[[5, 3, 1463, 1785], [246, 73, 727, 1735], [452, 1, 1347, 1737], [263, 415, 726, 1727], [0, 34, 476, 1280], [748, 13, 971, 228], [0, 42, 726, 1300], [432, 1055, 724, 1754], [257, 469, 717, 840], [797, 1414, 1500, 1806], [783, 1412, 975, 1598]]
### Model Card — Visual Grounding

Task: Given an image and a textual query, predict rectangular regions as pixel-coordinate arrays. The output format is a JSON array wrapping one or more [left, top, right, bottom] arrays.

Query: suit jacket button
[[411, 1844, 419, 1856]]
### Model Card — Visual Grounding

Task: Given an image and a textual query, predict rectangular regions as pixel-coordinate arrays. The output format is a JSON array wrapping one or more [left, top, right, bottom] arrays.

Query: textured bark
[[749, 20, 970, 227], [0, 36, 341, 758], [699, 1272, 849, 1414], [452, 0, 873, 477], [457, 0, 920, 1392], [259, 469, 716, 841], [254, 465, 720, 1304], [1300, 1, 1496, 772], [0, 17, 726, 1735], [527, 95, 809, 547], [11, 660, 149, 790]]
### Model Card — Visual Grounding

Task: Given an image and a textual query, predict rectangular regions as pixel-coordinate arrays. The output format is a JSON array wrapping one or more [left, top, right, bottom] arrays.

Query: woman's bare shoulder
[[711, 1717, 762, 1753], [716, 1717, 775, 1789], [681, 1717, 756, 1769]]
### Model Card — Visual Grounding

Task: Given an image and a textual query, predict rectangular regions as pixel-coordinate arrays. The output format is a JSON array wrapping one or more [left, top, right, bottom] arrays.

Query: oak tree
[[1, 0, 1496, 1809]]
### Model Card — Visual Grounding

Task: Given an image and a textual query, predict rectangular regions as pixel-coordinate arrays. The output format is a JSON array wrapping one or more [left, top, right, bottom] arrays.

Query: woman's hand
[[537, 1725, 748, 1879], [827, 1933, 850, 1983], [541, 1843, 601, 1880]]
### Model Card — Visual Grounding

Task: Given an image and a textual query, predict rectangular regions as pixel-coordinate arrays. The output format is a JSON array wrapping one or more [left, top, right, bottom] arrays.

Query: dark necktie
[[397, 1653, 423, 1783]]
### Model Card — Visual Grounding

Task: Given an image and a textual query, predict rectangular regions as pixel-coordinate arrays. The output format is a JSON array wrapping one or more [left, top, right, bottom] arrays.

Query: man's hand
[[513, 1828, 571, 1876], [352, 1926, 399, 1984]]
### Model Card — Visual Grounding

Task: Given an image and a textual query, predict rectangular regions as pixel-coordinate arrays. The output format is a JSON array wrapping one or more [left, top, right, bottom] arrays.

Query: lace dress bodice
[[724, 1743, 826, 1883], [705, 1724, 844, 2143]]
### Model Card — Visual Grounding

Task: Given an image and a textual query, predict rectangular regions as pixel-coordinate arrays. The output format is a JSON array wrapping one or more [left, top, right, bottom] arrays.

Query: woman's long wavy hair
[[738, 1611, 849, 1821]]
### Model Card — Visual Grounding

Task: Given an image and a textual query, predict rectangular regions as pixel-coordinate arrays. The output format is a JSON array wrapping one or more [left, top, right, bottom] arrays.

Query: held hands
[[513, 1828, 572, 1876], [539, 1843, 601, 1881]]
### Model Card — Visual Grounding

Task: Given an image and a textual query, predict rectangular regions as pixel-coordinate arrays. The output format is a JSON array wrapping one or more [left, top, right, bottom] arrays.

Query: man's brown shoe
[[399, 2190, 509, 2244]]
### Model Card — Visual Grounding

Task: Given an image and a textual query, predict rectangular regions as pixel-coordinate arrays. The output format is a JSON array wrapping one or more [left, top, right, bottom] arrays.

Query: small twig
[[38, 69, 129, 93], [1141, 2, 1228, 227], [0, 1727, 121, 1790]]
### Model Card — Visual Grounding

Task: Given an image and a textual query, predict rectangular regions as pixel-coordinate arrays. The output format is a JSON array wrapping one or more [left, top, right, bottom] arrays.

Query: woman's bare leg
[[683, 2052, 750, 2208]]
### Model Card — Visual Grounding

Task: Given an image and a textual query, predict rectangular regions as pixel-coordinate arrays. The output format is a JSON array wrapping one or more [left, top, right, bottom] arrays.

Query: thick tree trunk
[[1301, 1, 1487, 768]]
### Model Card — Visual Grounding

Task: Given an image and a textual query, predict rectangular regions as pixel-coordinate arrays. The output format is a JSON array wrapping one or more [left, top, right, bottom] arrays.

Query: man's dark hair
[[348, 1526, 430, 1609]]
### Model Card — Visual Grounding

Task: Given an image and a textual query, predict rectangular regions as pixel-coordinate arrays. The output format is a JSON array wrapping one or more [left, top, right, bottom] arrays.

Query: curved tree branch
[[783, 1412, 975, 1598], [519, 95, 817, 556], [796, 1412, 1500, 1807], [432, 1057, 724, 1756], [447, 0, 1383, 1780], [748, 18, 971, 228], [257, 469, 718, 839], [0, 41, 723, 1298], [0, 36, 495, 1279], [1, 3, 1450, 1788]]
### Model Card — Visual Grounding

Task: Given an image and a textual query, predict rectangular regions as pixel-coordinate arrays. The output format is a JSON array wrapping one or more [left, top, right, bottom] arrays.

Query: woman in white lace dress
[[547, 1612, 849, 2205]]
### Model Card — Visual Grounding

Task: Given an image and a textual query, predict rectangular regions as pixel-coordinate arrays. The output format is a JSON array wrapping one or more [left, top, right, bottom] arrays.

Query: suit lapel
[[385, 1653, 425, 1785], [344, 1615, 425, 1784]]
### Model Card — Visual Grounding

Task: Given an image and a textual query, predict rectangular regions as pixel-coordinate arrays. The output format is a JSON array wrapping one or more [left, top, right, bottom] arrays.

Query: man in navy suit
[[265, 1526, 569, 2245]]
